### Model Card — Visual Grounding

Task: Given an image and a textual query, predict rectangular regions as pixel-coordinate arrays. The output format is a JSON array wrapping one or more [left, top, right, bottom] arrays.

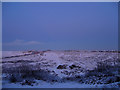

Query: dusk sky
[[2, 2, 118, 51]]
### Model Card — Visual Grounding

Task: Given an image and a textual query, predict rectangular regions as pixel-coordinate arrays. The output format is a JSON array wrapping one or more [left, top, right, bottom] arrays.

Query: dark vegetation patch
[[3, 63, 62, 85], [82, 63, 120, 84], [2, 60, 35, 64], [98, 50, 120, 53], [2, 54, 32, 59], [91, 50, 120, 53], [62, 62, 120, 85], [20, 80, 36, 86]]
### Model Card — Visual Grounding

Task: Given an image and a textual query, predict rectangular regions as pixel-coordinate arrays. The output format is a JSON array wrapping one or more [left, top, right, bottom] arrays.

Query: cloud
[[3, 39, 43, 46]]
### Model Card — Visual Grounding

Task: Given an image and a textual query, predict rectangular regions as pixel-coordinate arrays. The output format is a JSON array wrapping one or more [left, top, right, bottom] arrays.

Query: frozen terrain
[[2, 50, 120, 88]]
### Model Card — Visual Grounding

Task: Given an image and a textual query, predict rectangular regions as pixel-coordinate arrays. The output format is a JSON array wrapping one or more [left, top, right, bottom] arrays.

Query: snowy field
[[2, 50, 120, 88]]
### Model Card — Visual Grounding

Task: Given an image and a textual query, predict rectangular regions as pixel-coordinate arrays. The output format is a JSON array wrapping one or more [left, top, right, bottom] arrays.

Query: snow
[[2, 50, 120, 88], [2, 51, 31, 58], [2, 79, 119, 88]]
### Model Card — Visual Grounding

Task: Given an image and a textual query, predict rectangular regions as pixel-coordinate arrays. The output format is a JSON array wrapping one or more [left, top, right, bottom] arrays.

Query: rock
[[57, 65, 67, 69], [69, 64, 80, 69], [76, 76, 81, 78], [21, 80, 35, 86]]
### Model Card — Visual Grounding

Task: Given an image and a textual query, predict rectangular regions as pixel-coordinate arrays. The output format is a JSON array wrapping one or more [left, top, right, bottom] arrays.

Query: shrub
[[4, 63, 62, 84]]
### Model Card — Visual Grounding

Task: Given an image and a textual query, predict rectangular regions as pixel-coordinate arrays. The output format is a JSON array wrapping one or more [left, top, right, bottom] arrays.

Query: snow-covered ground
[[2, 50, 120, 88], [2, 51, 32, 58]]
